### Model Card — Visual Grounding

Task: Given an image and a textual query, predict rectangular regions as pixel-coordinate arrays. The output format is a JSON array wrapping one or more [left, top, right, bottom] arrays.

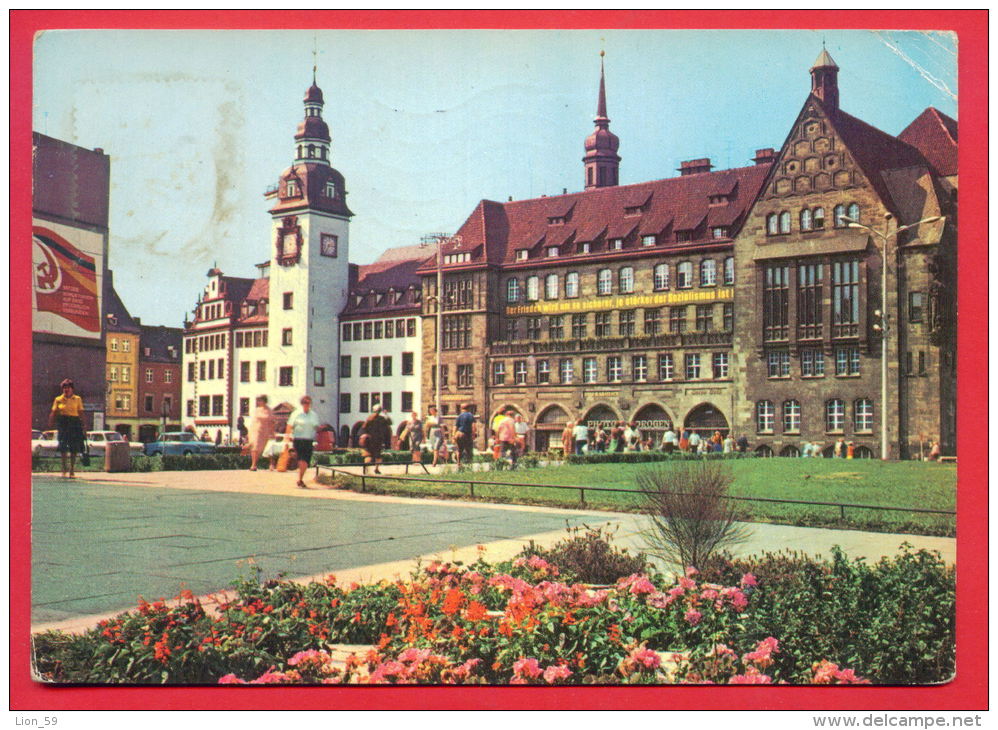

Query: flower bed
[[32, 542, 953, 686]]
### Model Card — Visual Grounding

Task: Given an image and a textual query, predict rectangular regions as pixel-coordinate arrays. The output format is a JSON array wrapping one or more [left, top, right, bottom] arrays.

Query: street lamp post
[[842, 214, 942, 460]]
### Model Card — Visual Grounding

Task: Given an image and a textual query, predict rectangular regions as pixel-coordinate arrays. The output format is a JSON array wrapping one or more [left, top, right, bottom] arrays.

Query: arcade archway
[[631, 403, 674, 446], [683, 403, 729, 438], [534, 404, 570, 452]]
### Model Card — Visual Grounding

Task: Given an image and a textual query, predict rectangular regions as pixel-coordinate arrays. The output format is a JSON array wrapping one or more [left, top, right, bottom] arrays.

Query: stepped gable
[[898, 107, 958, 178], [423, 162, 771, 271]]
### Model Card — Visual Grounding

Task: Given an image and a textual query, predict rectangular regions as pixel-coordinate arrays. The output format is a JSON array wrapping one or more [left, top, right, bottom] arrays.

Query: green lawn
[[326, 459, 957, 536]]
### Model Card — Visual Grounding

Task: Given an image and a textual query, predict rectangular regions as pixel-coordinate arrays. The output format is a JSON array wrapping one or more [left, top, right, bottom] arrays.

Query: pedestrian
[[679, 428, 690, 452], [614, 424, 626, 453], [200, 429, 210, 442], [236, 416, 248, 446], [215, 429, 222, 446], [711, 430, 723, 453], [360, 404, 392, 474], [688, 430, 702, 453], [247, 394, 275, 471], [454, 403, 477, 467], [723, 433, 735, 454], [846, 441, 855, 459], [425, 405, 444, 467], [285, 395, 322, 488], [401, 411, 424, 465], [573, 419, 590, 456], [594, 427, 607, 453], [561, 421, 575, 458], [624, 422, 642, 452], [514, 413, 530, 455], [661, 426, 677, 454], [927, 440, 941, 461], [834, 437, 846, 458], [736, 434, 749, 453], [49, 378, 86, 478], [496, 409, 518, 466]]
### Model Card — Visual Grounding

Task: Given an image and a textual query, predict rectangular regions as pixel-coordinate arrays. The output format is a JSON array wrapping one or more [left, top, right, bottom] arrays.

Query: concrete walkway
[[31, 468, 954, 636]]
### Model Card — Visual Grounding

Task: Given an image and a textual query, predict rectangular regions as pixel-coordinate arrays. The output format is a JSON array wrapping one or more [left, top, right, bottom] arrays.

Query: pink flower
[[512, 657, 543, 680], [685, 566, 699, 578], [288, 649, 323, 666], [700, 588, 719, 601], [678, 576, 697, 590], [629, 647, 662, 670], [713, 643, 736, 658], [543, 664, 573, 684], [721, 586, 749, 611], [740, 572, 758, 588], [743, 637, 779, 669], [218, 673, 247, 684], [729, 670, 773, 684], [398, 647, 432, 664], [684, 608, 702, 625], [668, 586, 685, 599], [618, 573, 657, 595], [646, 591, 672, 609]]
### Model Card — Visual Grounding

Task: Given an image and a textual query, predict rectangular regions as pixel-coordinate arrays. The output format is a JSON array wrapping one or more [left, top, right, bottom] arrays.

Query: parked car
[[32, 430, 60, 457], [144, 432, 216, 457], [86, 431, 145, 456]]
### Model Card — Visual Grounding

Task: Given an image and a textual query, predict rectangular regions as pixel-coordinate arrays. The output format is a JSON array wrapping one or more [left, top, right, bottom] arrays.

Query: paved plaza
[[31, 468, 955, 634]]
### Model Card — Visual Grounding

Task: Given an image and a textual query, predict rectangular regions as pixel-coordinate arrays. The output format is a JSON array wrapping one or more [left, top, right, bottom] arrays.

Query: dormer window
[[325, 180, 336, 198], [286, 180, 299, 197], [708, 194, 730, 205], [548, 216, 567, 225], [676, 230, 694, 243], [610, 238, 623, 250], [516, 250, 529, 261], [641, 235, 656, 247], [624, 205, 646, 216], [443, 252, 472, 264], [547, 247, 559, 258], [580, 241, 592, 254], [712, 227, 728, 239]]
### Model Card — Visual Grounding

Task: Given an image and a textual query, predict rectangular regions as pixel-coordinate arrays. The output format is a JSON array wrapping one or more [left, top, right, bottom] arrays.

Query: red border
[[11, 10, 987, 711]]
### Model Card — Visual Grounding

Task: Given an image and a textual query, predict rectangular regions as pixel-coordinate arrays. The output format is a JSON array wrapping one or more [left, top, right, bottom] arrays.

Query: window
[[199, 362, 205, 381], [783, 400, 801, 433], [374, 321, 383, 339], [340, 393, 351, 413], [110, 338, 118, 352], [504, 319, 519, 341], [632, 354, 648, 381], [695, 304, 713, 332], [401, 352, 414, 376], [314, 367, 325, 387], [711, 227, 727, 239], [800, 208, 812, 231], [712, 352, 729, 379], [458, 364, 474, 388], [571, 313, 587, 339], [607, 356, 623, 382], [286, 180, 298, 197], [545, 274, 559, 300], [514, 361, 527, 385], [767, 214, 779, 235], [363, 322, 373, 340], [144, 368, 153, 384], [283, 292, 293, 310], [207, 360, 215, 380], [798, 263, 824, 339], [492, 362, 506, 386], [767, 350, 790, 378], [835, 346, 861, 376], [854, 399, 874, 433], [371, 357, 382, 377], [431, 364, 449, 388], [360, 357, 370, 378], [401, 392, 414, 413], [723, 257, 735, 286], [187, 362, 196, 382], [642, 234, 656, 247], [582, 356, 598, 383], [340, 356, 352, 378], [547, 247, 559, 258], [595, 312, 611, 337], [382, 357, 392, 377], [832, 260, 860, 337], [919, 351, 927, 376], [360, 393, 369, 413], [526, 276, 540, 301], [834, 204, 847, 227], [597, 269, 612, 295], [324, 180, 336, 197], [677, 262, 693, 289], [847, 203, 860, 223], [144, 394, 154, 413], [813, 207, 825, 228], [536, 360, 551, 384], [381, 392, 393, 413], [406, 318, 416, 337], [256, 361, 266, 382], [763, 264, 790, 341], [198, 396, 209, 416], [685, 353, 701, 380], [240, 361, 250, 383], [516, 250, 529, 261], [722, 303, 734, 331], [619, 267, 634, 294], [618, 310, 636, 337], [526, 317, 542, 340], [644, 308, 661, 335], [700, 259, 717, 287], [239, 398, 250, 418], [559, 359, 574, 384], [549, 315, 564, 340], [385, 319, 394, 338], [352, 323, 362, 340], [186, 400, 195, 417], [653, 263, 670, 291], [825, 399, 845, 432], [801, 348, 825, 377], [121, 366, 131, 384], [162, 395, 172, 413], [211, 395, 223, 417], [906, 351, 914, 376], [565, 272, 580, 298], [909, 292, 924, 323], [756, 400, 775, 433], [279, 367, 293, 386], [610, 238, 623, 250], [669, 306, 687, 334], [443, 315, 472, 349], [658, 353, 674, 381], [580, 241, 592, 254], [779, 211, 791, 234], [164, 370, 173, 384], [122, 340, 131, 353], [506, 278, 520, 302]]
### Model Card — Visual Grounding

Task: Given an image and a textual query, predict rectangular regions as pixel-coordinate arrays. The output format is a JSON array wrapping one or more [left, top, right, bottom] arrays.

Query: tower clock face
[[283, 231, 299, 257], [320, 233, 338, 258]]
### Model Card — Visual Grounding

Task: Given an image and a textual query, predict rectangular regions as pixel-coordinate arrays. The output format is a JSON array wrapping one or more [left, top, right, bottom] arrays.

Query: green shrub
[[516, 524, 648, 585]]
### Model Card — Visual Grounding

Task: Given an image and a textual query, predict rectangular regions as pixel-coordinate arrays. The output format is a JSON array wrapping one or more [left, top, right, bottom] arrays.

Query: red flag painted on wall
[[32, 225, 100, 333]]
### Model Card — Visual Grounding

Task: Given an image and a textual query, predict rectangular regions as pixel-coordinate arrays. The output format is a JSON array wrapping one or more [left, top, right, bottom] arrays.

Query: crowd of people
[[557, 421, 750, 456]]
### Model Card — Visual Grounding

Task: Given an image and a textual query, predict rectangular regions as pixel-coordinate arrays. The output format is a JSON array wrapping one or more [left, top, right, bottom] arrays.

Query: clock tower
[[265, 74, 353, 428]]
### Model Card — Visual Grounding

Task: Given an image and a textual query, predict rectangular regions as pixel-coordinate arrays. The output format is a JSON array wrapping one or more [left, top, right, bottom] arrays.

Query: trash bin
[[316, 427, 333, 452], [105, 440, 132, 472]]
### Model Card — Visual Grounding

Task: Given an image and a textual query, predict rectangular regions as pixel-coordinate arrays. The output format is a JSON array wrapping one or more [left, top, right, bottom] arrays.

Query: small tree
[[637, 460, 750, 572]]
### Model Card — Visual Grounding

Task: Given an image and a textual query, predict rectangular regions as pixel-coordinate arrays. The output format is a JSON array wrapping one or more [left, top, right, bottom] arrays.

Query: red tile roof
[[342, 244, 429, 316], [424, 163, 771, 271], [898, 107, 958, 177]]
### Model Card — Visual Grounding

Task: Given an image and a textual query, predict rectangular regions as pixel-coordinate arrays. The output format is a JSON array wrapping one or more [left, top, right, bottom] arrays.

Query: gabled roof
[[424, 163, 771, 270], [139, 324, 183, 363], [105, 281, 142, 334], [342, 244, 428, 316], [236, 278, 269, 326], [898, 107, 958, 177]]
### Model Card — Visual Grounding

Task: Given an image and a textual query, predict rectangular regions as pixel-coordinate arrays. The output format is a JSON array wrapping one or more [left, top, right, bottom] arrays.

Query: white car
[[32, 430, 60, 457], [86, 431, 144, 455]]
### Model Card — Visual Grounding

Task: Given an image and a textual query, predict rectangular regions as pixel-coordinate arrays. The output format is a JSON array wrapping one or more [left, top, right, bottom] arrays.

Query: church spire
[[296, 71, 331, 166], [583, 51, 620, 190], [810, 46, 840, 112]]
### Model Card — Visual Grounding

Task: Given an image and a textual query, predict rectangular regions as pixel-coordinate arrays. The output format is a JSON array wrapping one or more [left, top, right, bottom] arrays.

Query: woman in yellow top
[[49, 378, 86, 477]]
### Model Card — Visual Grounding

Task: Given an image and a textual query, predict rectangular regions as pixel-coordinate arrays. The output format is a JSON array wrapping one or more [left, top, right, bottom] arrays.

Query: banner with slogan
[[32, 223, 103, 338], [506, 287, 734, 316]]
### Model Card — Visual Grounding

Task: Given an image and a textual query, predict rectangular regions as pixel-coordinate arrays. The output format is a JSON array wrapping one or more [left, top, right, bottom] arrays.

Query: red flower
[[441, 588, 464, 616], [464, 601, 487, 622]]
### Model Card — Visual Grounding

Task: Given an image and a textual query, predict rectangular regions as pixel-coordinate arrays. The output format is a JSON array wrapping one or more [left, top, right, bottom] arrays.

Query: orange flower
[[442, 588, 464, 616], [464, 601, 487, 622], [385, 612, 397, 627], [498, 621, 513, 637]]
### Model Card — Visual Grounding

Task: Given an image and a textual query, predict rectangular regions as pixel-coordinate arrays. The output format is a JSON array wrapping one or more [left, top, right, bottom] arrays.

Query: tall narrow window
[[767, 214, 779, 235], [722, 303, 734, 331], [779, 211, 791, 233], [506, 278, 520, 302], [669, 306, 687, 334], [644, 308, 661, 335], [909, 291, 924, 323], [684, 353, 701, 380], [834, 204, 847, 226], [695, 304, 713, 332], [632, 355, 648, 381], [545, 274, 559, 299], [658, 353, 674, 381], [526, 317, 541, 340], [597, 269, 613, 295], [723, 257, 735, 285], [594, 312, 611, 338], [854, 398, 874, 433], [653, 263, 670, 290], [700, 259, 717, 286], [797, 263, 824, 339], [526, 276, 540, 301], [756, 400, 775, 433], [619, 267, 635, 294], [847, 203, 860, 223], [712, 352, 729, 379], [677, 262, 693, 289], [492, 361, 506, 386], [514, 361, 527, 384], [536, 360, 551, 384], [825, 399, 845, 432], [571, 313, 587, 339], [800, 348, 825, 377], [800, 208, 812, 231], [565, 272, 580, 298], [618, 310, 636, 337], [763, 264, 790, 341], [783, 400, 801, 433], [559, 359, 574, 384], [832, 260, 860, 337], [549, 315, 565, 340], [813, 207, 825, 228], [607, 356, 623, 383], [583, 357, 598, 383]]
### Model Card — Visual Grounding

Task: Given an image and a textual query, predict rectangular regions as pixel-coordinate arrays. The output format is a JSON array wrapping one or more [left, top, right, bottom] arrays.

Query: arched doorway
[[854, 445, 874, 459], [780, 444, 800, 458], [535, 404, 570, 452], [755, 444, 774, 458], [339, 425, 351, 448], [683, 403, 729, 438], [632, 403, 674, 447], [350, 420, 365, 448]]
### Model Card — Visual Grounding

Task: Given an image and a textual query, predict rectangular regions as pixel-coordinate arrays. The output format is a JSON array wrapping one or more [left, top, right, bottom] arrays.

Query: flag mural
[[32, 223, 102, 337]]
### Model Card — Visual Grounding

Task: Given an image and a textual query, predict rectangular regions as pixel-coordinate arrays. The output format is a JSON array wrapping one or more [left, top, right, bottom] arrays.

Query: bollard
[[469, 481, 474, 497], [361, 475, 366, 493], [840, 504, 846, 521]]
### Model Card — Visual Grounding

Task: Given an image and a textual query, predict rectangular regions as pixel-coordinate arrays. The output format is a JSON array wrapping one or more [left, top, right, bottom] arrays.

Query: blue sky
[[33, 29, 957, 327]]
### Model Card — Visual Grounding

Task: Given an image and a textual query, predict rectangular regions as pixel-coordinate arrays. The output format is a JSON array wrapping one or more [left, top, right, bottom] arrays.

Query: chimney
[[348, 263, 360, 288], [753, 148, 776, 165], [679, 158, 713, 176]]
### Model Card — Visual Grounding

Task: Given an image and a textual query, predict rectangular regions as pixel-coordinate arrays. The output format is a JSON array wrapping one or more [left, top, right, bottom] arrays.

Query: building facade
[[136, 324, 183, 442], [105, 279, 142, 438]]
